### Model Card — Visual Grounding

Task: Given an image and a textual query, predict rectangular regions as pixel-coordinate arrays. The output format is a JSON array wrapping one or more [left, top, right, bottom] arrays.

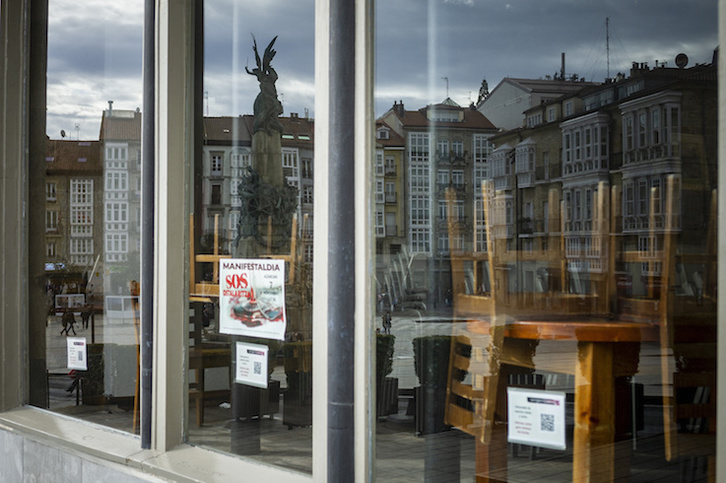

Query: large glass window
[[187, 0, 315, 473], [374, 2, 718, 481], [27, 0, 143, 434], [3, 0, 724, 481]]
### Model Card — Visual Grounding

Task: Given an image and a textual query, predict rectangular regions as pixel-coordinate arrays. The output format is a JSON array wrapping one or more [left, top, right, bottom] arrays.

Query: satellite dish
[[60, 130, 66, 138], [675, 53, 688, 69]]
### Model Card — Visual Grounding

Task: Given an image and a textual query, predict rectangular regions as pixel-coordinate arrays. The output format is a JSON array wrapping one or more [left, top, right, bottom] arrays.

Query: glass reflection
[[374, 1, 717, 481], [188, 0, 315, 473], [38, 1, 143, 433]]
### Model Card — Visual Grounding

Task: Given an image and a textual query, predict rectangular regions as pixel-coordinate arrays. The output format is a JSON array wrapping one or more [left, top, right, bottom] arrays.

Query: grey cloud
[[44, 0, 716, 137]]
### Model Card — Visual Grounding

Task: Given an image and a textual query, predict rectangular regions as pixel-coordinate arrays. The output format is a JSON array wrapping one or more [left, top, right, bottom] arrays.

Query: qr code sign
[[253, 361, 262, 375], [540, 413, 555, 432]]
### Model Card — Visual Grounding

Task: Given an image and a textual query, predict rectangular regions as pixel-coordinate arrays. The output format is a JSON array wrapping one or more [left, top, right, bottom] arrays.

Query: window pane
[[188, 1, 314, 473], [374, 2, 718, 481], [30, 0, 143, 433]]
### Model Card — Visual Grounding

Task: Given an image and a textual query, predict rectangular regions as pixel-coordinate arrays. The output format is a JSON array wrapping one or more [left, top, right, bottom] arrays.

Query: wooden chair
[[187, 212, 301, 426], [444, 183, 538, 481], [443, 180, 663, 482], [188, 214, 232, 426], [614, 176, 717, 476]]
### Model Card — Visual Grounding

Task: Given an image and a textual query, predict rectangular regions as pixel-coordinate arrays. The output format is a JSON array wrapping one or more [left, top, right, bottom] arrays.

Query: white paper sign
[[66, 337, 88, 371], [235, 341, 268, 388], [507, 387, 566, 450], [219, 259, 287, 340]]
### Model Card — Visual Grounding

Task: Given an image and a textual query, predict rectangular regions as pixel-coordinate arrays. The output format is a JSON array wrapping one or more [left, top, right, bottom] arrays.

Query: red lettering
[[225, 273, 248, 289]]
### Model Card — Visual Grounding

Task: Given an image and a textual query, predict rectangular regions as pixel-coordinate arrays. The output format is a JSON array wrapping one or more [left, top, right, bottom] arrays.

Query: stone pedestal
[[251, 131, 283, 187]]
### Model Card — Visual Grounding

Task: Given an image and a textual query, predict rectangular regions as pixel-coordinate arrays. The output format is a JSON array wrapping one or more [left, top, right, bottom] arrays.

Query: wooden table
[[465, 317, 659, 483]]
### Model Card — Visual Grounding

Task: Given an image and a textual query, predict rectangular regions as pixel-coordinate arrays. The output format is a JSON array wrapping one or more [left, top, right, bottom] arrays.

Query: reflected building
[[378, 99, 497, 306], [374, 120, 406, 297], [200, 113, 315, 264], [486, 56, 718, 308], [477, 74, 598, 131], [45, 139, 104, 305], [99, 104, 143, 298]]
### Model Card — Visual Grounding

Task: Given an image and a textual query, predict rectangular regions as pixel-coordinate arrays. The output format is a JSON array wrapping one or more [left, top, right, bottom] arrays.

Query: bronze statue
[[246, 35, 284, 135]]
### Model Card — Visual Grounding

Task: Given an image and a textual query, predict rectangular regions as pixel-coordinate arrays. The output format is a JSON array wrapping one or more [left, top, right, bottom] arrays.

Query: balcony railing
[[517, 172, 534, 188]]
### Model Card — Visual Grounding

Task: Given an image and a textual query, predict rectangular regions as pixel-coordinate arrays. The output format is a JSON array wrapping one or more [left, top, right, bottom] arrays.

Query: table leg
[[573, 342, 615, 483]]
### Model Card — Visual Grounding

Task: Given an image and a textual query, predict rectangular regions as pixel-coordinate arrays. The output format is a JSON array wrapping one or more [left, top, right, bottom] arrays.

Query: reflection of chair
[[188, 214, 232, 426], [190, 214, 232, 300], [665, 188, 717, 478], [444, 177, 715, 481], [444, 183, 539, 480], [261, 213, 300, 284], [614, 176, 717, 473]]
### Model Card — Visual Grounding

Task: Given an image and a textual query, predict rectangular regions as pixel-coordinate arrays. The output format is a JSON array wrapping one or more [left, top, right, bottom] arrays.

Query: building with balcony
[[378, 98, 497, 304], [45, 139, 104, 301], [485, 56, 718, 302], [99, 105, 142, 296], [201, 114, 315, 264]]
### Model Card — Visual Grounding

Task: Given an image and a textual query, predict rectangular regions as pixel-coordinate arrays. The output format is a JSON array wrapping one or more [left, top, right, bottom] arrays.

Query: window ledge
[[0, 406, 311, 483]]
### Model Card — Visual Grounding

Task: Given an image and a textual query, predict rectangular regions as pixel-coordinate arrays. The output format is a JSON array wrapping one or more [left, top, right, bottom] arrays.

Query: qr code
[[253, 361, 262, 375], [540, 413, 555, 432], [78, 352, 84, 361]]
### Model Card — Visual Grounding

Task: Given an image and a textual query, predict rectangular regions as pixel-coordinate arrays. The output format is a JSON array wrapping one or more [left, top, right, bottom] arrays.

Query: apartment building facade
[[378, 99, 497, 305]]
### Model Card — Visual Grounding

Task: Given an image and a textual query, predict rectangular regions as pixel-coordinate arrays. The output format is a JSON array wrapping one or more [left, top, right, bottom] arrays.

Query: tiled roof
[[204, 117, 253, 144], [502, 77, 598, 94], [99, 111, 142, 141], [46, 139, 103, 175], [203, 115, 314, 147], [375, 120, 405, 147], [279, 115, 315, 147], [398, 107, 497, 130]]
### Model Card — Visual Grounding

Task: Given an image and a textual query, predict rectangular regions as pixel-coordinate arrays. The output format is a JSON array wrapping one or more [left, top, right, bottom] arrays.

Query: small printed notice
[[66, 337, 88, 371], [507, 387, 566, 450], [219, 258, 287, 340], [235, 341, 268, 389]]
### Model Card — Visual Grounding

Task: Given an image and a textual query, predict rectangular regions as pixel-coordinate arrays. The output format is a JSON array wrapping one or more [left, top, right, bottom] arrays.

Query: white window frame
[[210, 151, 223, 177], [46, 182, 56, 201], [452, 140, 464, 157]]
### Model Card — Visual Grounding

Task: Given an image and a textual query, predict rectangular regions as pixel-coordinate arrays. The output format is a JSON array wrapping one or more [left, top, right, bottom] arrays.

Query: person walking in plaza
[[382, 311, 392, 334], [60, 310, 77, 336]]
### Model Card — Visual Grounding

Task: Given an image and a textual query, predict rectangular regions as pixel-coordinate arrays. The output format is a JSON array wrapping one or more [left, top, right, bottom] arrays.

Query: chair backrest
[[444, 182, 503, 444]]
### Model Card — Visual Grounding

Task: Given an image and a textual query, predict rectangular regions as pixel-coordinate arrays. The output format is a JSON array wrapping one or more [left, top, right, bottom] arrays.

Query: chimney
[[561, 53, 565, 80], [108, 100, 113, 115]]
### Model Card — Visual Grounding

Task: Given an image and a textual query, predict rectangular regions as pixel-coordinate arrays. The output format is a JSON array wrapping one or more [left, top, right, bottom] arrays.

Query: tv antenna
[[606, 17, 610, 79]]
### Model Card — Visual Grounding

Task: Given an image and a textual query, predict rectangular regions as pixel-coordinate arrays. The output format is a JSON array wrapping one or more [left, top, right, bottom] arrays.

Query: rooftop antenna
[[204, 90, 209, 116], [442, 76, 449, 98], [606, 17, 611, 79]]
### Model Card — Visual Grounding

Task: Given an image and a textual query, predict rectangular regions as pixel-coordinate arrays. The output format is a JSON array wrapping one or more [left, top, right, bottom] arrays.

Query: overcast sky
[[46, 0, 718, 140]]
